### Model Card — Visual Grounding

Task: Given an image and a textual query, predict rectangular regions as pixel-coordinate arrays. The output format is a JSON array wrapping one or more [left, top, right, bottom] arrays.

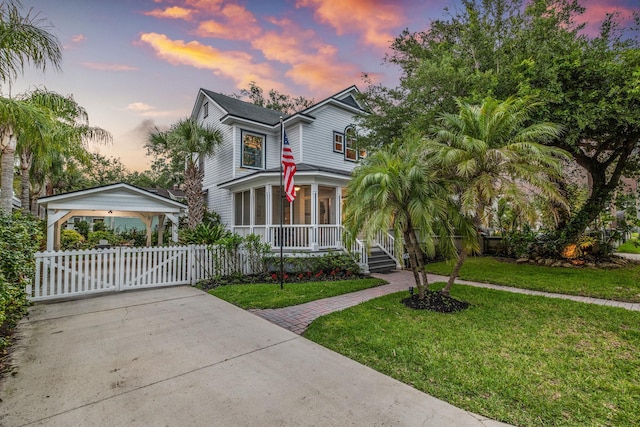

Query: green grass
[[617, 239, 640, 254], [426, 256, 640, 302], [209, 278, 386, 309], [305, 284, 640, 427]]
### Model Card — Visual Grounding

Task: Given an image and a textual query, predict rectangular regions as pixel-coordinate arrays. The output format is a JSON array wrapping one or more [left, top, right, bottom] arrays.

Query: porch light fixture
[[294, 186, 301, 191]]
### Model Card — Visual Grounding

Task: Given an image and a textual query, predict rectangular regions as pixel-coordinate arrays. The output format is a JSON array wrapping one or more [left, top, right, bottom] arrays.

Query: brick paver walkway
[[250, 269, 640, 334]]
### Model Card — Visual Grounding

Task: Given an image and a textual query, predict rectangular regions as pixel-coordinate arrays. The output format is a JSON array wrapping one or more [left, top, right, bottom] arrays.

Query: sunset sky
[[7, 0, 638, 172]]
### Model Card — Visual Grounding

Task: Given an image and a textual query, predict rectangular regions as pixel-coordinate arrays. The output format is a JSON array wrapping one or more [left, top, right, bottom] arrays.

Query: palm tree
[[0, 96, 49, 213], [0, 0, 62, 213], [148, 118, 222, 229], [343, 134, 457, 299], [426, 96, 568, 294], [0, 0, 62, 83], [17, 89, 110, 211]]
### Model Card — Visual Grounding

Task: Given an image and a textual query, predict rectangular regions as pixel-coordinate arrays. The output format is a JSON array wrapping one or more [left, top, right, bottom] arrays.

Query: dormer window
[[241, 130, 265, 169], [203, 101, 209, 118]]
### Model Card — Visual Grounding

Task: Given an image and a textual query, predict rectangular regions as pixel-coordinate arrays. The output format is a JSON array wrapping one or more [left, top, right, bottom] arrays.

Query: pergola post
[[46, 209, 71, 251]]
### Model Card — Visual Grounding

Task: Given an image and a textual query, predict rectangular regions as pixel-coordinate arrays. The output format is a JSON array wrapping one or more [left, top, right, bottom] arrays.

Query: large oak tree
[[359, 0, 640, 245]]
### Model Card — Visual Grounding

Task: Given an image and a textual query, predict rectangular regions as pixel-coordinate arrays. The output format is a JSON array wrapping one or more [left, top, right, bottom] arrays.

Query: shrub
[[0, 212, 43, 350], [87, 230, 119, 247], [265, 251, 361, 280], [117, 228, 147, 247], [74, 220, 90, 239], [180, 222, 231, 245], [60, 229, 85, 250]]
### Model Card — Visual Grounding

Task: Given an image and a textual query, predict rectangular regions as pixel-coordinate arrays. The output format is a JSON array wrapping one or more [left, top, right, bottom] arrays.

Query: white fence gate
[[29, 245, 253, 302]]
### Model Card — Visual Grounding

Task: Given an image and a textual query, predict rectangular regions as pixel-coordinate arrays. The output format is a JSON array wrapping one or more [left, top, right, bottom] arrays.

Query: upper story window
[[203, 101, 209, 118], [241, 130, 265, 169], [345, 127, 357, 161], [334, 126, 366, 161], [333, 132, 344, 153]]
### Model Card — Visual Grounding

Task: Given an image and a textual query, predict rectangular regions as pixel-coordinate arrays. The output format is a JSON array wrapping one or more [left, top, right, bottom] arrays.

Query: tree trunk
[[0, 129, 17, 214], [30, 191, 40, 216], [184, 160, 204, 229], [404, 229, 428, 299], [19, 151, 32, 212], [559, 140, 635, 245], [560, 170, 616, 244], [442, 247, 468, 296]]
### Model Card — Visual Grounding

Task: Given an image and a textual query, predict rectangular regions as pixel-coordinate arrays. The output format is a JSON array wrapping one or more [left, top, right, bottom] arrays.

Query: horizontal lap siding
[[299, 106, 358, 173], [201, 98, 234, 225]]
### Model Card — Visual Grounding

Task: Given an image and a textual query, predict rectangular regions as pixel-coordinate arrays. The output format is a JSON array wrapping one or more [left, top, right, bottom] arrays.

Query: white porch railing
[[376, 230, 402, 269], [30, 245, 254, 301], [351, 238, 369, 273], [232, 224, 399, 273], [233, 224, 342, 250]]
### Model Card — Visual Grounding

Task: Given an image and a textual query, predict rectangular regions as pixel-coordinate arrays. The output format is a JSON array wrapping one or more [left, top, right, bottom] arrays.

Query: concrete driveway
[[0, 286, 509, 426]]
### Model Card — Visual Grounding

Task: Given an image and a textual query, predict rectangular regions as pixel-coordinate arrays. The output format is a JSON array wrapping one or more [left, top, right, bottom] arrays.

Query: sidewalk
[[251, 269, 640, 334]]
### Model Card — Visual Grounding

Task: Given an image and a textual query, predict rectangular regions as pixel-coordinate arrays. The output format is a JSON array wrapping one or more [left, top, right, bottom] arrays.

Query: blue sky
[[6, 0, 638, 172]]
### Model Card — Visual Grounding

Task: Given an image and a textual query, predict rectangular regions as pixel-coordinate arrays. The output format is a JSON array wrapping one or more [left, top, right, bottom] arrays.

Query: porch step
[[367, 247, 397, 274]]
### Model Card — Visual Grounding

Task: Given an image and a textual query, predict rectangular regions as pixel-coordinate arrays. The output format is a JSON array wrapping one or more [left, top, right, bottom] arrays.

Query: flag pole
[[279, 117, 284, 290]]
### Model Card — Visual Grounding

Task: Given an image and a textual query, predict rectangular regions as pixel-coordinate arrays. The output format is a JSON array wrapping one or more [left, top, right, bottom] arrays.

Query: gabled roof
[[293, 85, 366, 118], [201, 89, 286, 126], [196, 85, 366, 129], [38, 182, 186, 212]]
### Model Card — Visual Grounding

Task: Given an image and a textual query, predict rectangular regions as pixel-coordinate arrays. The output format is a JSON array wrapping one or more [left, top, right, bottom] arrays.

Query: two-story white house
[[192, 85, 398, 272]]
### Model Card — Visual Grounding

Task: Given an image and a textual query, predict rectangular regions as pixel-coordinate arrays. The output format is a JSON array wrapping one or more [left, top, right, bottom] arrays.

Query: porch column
[[249, 187, 255, 235], [335, 187, 342, 248], [265, 184, 272, 246], [311, 183, 318, 250]]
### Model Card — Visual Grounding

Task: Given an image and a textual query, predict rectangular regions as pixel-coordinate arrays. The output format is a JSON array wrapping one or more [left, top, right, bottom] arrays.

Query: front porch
[[228, 177, 346, 251], [220, 169, 400, 272]]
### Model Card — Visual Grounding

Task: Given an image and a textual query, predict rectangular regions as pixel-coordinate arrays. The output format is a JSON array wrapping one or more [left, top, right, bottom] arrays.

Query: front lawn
[[426, 256, 640, 302], [617, 239, 640, 254], [209, 277, 386, 309], [305, 284, 640, 427]]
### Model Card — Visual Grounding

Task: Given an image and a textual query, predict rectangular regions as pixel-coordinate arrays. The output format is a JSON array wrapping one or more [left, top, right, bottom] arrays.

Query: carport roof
[[38, 182, 186, 213]]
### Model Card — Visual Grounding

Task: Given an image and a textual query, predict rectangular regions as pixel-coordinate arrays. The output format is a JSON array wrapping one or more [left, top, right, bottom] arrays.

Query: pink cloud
[[577, 2, 637, 37], [194, 3, 261, 40], [295, 0, 404, 49], [72, 34, 85, 43], [251, 18, 361, 93], [82, 62, 138, 71], [144, 6, 195, 20], [139, 32, 286, 91]]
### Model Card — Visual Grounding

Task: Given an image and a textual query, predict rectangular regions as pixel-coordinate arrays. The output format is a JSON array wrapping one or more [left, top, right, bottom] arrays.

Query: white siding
[[196, 87, 365, 228], [300, 104, 360, 173], [199, 96, 234, 225]]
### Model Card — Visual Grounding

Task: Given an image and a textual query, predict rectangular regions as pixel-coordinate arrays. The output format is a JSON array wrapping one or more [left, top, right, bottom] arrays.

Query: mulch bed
[[401, 291, 470, 313]]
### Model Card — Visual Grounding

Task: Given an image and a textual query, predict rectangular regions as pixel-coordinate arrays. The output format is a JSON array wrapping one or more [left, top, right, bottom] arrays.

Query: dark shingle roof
[[218, 163, 352, 187], [201, 89, 286, 125]]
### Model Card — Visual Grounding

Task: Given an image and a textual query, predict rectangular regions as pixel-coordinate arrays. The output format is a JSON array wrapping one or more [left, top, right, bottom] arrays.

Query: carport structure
[[38, 183, 186, 251]]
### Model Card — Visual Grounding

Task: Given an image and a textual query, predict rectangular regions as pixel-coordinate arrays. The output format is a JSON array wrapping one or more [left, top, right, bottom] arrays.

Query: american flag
[[282, 130, 297, 202]]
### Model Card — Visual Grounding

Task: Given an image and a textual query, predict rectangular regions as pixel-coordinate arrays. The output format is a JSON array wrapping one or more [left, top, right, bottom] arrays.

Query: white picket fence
[[29, 245, 254, 302]]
